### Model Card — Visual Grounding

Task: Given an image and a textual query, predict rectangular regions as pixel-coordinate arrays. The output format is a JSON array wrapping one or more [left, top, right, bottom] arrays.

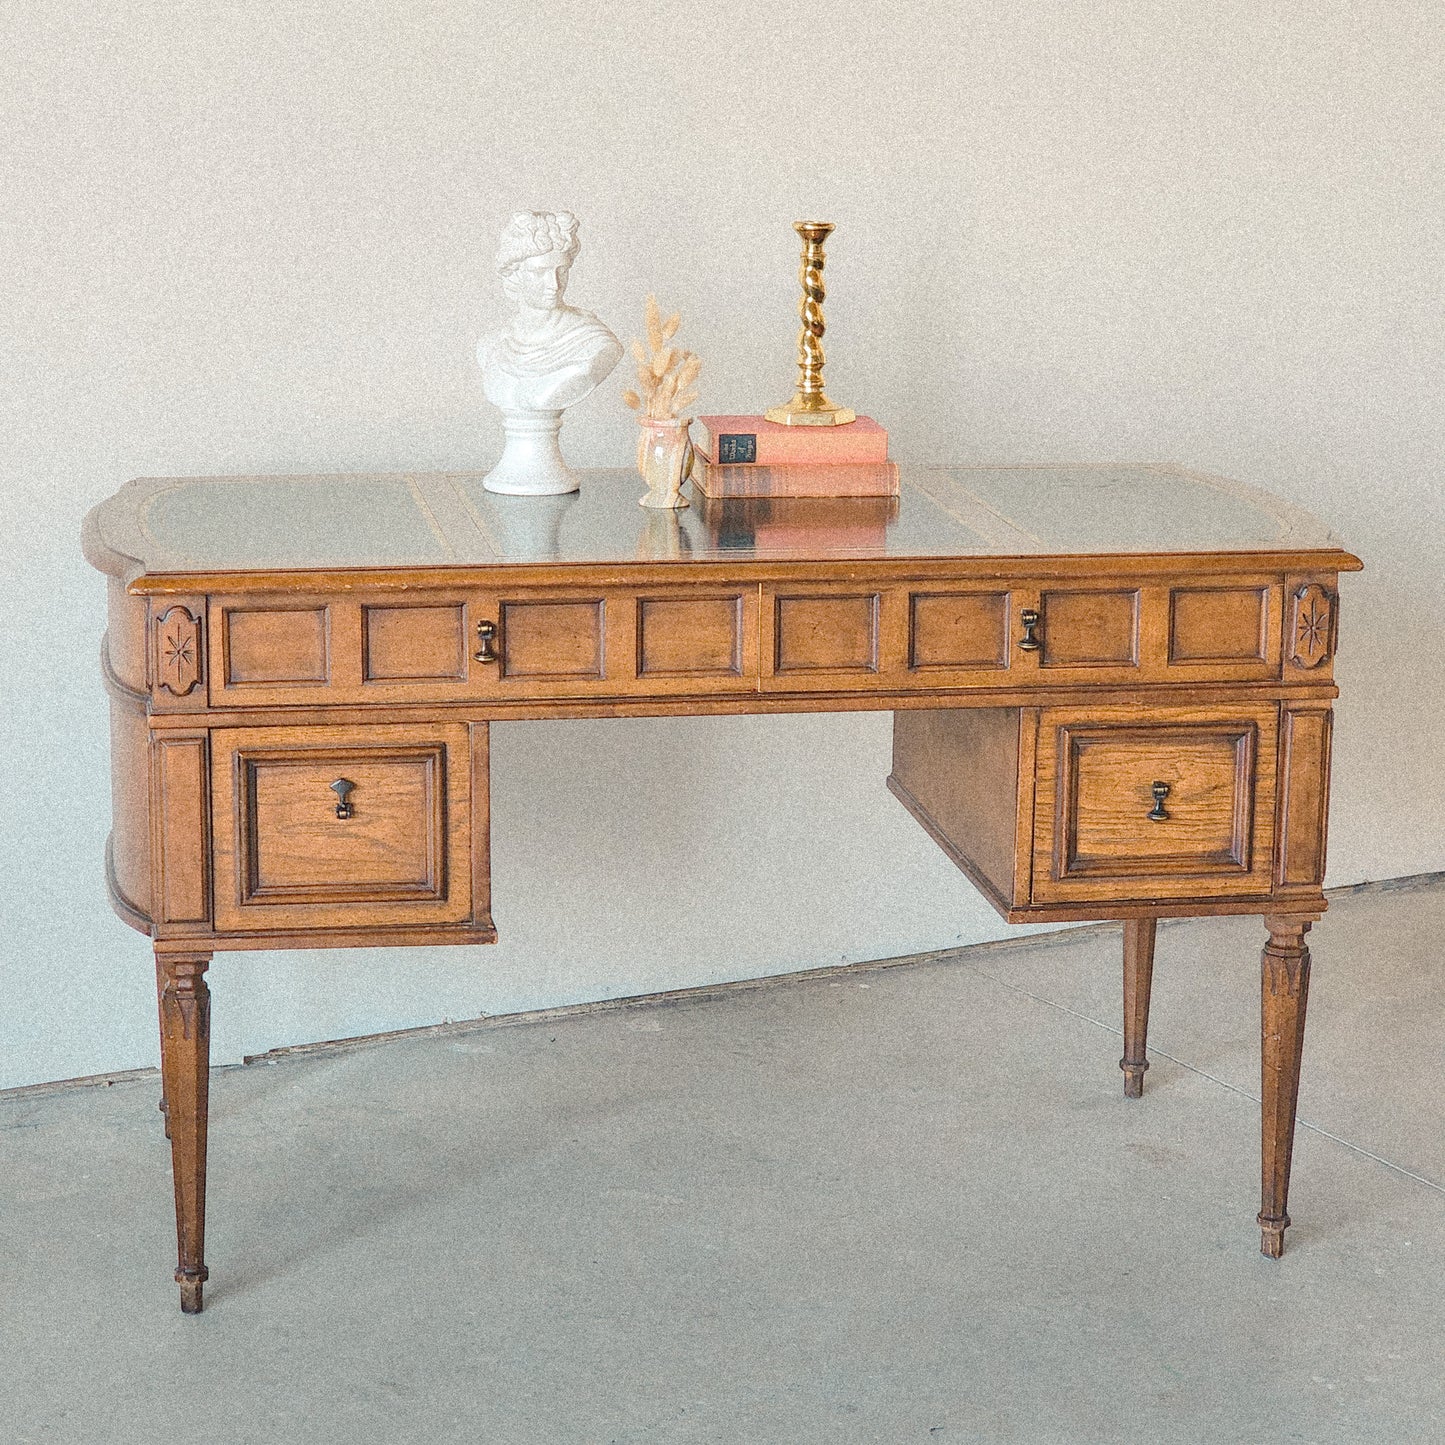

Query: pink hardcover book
[[695, 414, 889, 466], [691, 456, 900, 498]]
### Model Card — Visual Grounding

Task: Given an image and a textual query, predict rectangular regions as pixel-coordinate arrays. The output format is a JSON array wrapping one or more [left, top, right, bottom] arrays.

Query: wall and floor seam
[[5, 869, 1443, 1105]]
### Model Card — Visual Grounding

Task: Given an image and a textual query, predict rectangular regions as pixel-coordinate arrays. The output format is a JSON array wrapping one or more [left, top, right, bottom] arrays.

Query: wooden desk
[[84, 463, 1361, 1313]]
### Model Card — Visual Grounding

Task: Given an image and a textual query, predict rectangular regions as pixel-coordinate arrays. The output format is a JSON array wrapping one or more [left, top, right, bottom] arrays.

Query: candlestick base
[[764, 395, 856, 427]]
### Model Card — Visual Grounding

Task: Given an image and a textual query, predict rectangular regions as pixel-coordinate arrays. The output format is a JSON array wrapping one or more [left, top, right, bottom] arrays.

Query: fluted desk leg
[[1258, 918, 1312, 1259], [158, 951, 212, 1312], [1120, 918, 1157, 1098]]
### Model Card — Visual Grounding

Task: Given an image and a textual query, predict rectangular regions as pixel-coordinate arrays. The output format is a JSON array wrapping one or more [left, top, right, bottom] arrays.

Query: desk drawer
[[211, 724, 477, 932], [760, 579, 1286, 694], [1032, 705, 1278, 904], [468, 585, 758, 698], [205, 587, 760, 704]]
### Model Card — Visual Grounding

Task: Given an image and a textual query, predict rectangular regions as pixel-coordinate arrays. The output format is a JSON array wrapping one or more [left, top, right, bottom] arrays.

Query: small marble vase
[[637, 417, 692, 509]]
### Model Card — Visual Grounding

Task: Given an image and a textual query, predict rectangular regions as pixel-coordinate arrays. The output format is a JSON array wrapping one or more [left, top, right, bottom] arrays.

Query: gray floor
[[4, 881, 1445, 1444]]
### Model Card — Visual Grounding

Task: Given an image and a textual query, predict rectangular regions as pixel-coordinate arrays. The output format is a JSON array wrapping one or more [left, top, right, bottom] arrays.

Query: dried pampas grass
[[622, 294, 700, 420]]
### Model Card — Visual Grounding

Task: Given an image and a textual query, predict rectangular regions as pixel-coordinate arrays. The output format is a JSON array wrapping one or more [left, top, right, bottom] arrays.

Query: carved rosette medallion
[[155, 606, 202, 695], [1289, 584, 1333, 669]]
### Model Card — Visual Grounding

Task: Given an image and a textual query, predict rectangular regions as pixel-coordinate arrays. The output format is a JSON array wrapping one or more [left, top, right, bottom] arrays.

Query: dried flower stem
[[622, 294, 699, 421]]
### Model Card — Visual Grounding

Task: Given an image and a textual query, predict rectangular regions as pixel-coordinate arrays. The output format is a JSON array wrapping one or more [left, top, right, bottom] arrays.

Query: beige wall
[[3, 2, 1442, 1089]]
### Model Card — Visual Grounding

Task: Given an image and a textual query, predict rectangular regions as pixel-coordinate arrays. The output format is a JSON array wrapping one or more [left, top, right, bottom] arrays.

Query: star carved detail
[[163, 626, 195, 675], [156, 608, 201, 693], [1293, 590, 1331, 665]]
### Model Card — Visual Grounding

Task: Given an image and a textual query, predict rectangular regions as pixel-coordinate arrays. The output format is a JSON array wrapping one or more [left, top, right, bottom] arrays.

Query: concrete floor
[[3, 880, 1444, 1444]]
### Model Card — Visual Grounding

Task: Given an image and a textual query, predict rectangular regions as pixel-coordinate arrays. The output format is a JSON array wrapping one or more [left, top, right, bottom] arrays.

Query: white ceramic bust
[[478, 210, 622, 495]]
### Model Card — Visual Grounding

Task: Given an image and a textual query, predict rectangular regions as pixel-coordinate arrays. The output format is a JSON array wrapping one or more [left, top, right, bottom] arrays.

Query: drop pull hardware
[[474, 619, 500, 664], [330, 778, 355, 819], [1147, 781, 1171, 822], [1018, 608, 1042, 652]]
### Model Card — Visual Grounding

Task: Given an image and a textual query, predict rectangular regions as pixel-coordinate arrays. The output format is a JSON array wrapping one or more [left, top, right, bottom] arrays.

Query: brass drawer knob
[[1018, 608, 1041, 652], [474, 619, 501, 664], [330, 778, 355, 819], [1148, 781, 1171, 822]]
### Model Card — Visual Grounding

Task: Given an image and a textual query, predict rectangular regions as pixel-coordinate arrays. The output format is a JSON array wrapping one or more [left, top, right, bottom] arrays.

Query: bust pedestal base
[[483, 410, 580, 496]]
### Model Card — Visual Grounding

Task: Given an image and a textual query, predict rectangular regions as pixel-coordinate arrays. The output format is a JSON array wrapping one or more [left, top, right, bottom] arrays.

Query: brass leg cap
[[1258, 1211, 1290, 1258], [177, 1265, 209, 1314]]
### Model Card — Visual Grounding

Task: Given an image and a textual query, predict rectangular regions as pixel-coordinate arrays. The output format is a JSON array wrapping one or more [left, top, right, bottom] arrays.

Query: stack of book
[[690, 415, 898, 498]]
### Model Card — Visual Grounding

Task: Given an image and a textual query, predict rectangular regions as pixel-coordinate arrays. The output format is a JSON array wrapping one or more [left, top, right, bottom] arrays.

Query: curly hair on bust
[[496, 210, 580, 275]]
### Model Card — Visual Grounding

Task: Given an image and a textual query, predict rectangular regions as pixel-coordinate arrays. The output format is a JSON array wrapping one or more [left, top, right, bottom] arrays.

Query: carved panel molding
[[1289, 584, 1334, 669], [155, 605, 203, 696]]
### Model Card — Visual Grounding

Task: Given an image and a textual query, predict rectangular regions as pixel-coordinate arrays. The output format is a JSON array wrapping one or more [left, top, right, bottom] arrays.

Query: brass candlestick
[[765, 220, 856, 427]]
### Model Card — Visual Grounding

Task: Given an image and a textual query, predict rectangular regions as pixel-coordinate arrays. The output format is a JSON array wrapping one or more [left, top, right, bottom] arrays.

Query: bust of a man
[[478, 211, 622, 413], [477, 211, 621, 494]]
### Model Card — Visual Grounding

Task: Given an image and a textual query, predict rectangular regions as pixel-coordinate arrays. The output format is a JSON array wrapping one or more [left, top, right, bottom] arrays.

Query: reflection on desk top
[[83, 464, 1360, 583]]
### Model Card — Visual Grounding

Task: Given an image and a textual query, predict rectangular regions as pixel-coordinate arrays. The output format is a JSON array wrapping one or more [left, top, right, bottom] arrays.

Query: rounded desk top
[[83, 463, 1360, 589]]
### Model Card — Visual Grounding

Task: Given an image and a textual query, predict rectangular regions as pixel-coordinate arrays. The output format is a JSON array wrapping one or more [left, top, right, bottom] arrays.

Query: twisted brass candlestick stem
[[765, 221, 856, 427]]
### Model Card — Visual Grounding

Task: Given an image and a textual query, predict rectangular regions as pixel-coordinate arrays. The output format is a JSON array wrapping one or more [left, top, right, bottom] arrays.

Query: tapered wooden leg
[[158, 951, 212, 1313], [1120, 918, 1157, 1098], [154, 955, 171, 1139], [1258, 917, 1312, 1259]]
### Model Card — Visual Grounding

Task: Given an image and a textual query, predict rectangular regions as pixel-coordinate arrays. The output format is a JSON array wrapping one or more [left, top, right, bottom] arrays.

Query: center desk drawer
[[207, 588, 759, 703], [211, 724, 476, 932], [1032, 705, 1279, 904], [472, 585, 760, 698]]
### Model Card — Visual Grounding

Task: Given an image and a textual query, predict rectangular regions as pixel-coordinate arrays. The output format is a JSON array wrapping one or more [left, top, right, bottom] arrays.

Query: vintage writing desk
[[83, 464, 1361, 1313]]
